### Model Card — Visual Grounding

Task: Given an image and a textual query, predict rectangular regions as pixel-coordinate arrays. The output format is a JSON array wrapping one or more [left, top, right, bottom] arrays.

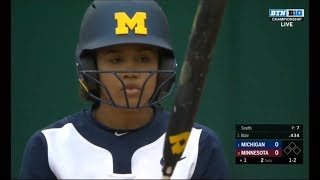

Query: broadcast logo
[[269, 9, 304, 27]]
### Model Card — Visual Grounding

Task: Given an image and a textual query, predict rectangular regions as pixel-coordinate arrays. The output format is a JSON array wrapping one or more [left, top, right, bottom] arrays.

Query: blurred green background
[[11, 0, 309, 179]]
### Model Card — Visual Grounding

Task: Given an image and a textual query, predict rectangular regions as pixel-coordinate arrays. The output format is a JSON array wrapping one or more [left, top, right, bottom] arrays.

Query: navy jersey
[[19, 106, 229, 179]]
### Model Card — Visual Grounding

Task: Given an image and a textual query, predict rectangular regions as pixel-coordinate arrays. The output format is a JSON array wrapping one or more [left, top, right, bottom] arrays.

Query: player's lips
[[121, 84, 141, 96]]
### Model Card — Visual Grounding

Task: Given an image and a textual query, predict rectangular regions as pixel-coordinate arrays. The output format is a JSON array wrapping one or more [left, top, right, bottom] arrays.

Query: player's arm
[[191, 125, 229, 179], [19, 131, 56, 179]]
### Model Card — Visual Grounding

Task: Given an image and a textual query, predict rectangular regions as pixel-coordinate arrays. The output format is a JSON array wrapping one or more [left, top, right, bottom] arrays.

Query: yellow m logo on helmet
[[114, 12, 147, 35]]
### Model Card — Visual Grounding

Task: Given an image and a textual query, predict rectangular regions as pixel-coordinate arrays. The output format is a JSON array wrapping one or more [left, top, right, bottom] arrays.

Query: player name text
[[241, 133, 249, 138], [241, 126, 252, 130]]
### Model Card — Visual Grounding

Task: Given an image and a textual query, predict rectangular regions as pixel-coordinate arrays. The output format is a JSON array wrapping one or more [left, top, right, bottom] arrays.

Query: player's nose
[[122, 61, 142, 77], [122, 72, 139, 79]]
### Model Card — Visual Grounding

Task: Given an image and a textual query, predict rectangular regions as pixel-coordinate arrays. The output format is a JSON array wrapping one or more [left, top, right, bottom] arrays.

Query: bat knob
[[162, 175, 171, 180]]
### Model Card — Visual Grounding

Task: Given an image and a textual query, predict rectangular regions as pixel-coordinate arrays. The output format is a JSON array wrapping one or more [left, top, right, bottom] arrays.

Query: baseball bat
[[162, 0, 227, 178]]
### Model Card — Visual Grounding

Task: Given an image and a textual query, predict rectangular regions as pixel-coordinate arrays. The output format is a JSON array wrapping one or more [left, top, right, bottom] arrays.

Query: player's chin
[[121, 99, 148, 108], [117, 96, 151, 108]]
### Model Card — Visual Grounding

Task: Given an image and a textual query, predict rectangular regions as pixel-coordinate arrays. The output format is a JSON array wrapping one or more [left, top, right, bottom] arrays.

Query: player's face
[[96, 44, 159, 108]]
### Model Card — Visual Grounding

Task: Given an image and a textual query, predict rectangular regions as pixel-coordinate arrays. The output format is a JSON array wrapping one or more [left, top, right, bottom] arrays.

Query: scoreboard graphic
[[235, 124, 303, 164]]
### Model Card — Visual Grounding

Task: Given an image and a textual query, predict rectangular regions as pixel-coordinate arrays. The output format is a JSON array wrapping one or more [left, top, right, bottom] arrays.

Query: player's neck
[[94, 104, 154, 130]]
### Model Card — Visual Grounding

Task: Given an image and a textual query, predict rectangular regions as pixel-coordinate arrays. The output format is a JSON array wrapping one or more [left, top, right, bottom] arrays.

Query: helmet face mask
[[76, 0, 176, 109]]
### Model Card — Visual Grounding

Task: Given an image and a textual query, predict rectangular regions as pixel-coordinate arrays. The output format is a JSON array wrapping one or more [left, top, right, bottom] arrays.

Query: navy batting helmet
[[76, 0, 176, 108]]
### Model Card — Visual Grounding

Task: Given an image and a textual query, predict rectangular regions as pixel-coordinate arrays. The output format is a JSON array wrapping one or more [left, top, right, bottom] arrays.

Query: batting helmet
[[75, 0, 176, 108]]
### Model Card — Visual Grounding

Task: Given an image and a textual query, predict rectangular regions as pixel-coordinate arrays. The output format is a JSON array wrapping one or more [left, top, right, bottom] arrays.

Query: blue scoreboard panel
[[235, 124, 303, 164]]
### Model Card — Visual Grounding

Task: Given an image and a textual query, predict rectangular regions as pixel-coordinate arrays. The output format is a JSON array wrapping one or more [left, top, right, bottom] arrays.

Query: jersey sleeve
[[19, 131, 56, 179], [191, 126, 230, 179]]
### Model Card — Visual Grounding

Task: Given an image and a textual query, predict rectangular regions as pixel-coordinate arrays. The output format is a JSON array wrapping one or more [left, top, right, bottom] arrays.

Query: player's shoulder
[[193, 123, 218, 137], [40, 108, 90, 131], [25, 108, 90, 146], [24, 128, 47, 148], [27, 108, 87, 137], [193, 123, 222, 146]]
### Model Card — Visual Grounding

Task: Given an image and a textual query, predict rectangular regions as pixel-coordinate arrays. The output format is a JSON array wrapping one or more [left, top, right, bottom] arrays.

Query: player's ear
[[76, 50, 100, 103]]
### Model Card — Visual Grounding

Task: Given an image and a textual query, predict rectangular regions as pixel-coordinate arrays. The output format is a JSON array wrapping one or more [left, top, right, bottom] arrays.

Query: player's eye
[[137, 56, 150, 63], [109, 58, 122, 64]]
